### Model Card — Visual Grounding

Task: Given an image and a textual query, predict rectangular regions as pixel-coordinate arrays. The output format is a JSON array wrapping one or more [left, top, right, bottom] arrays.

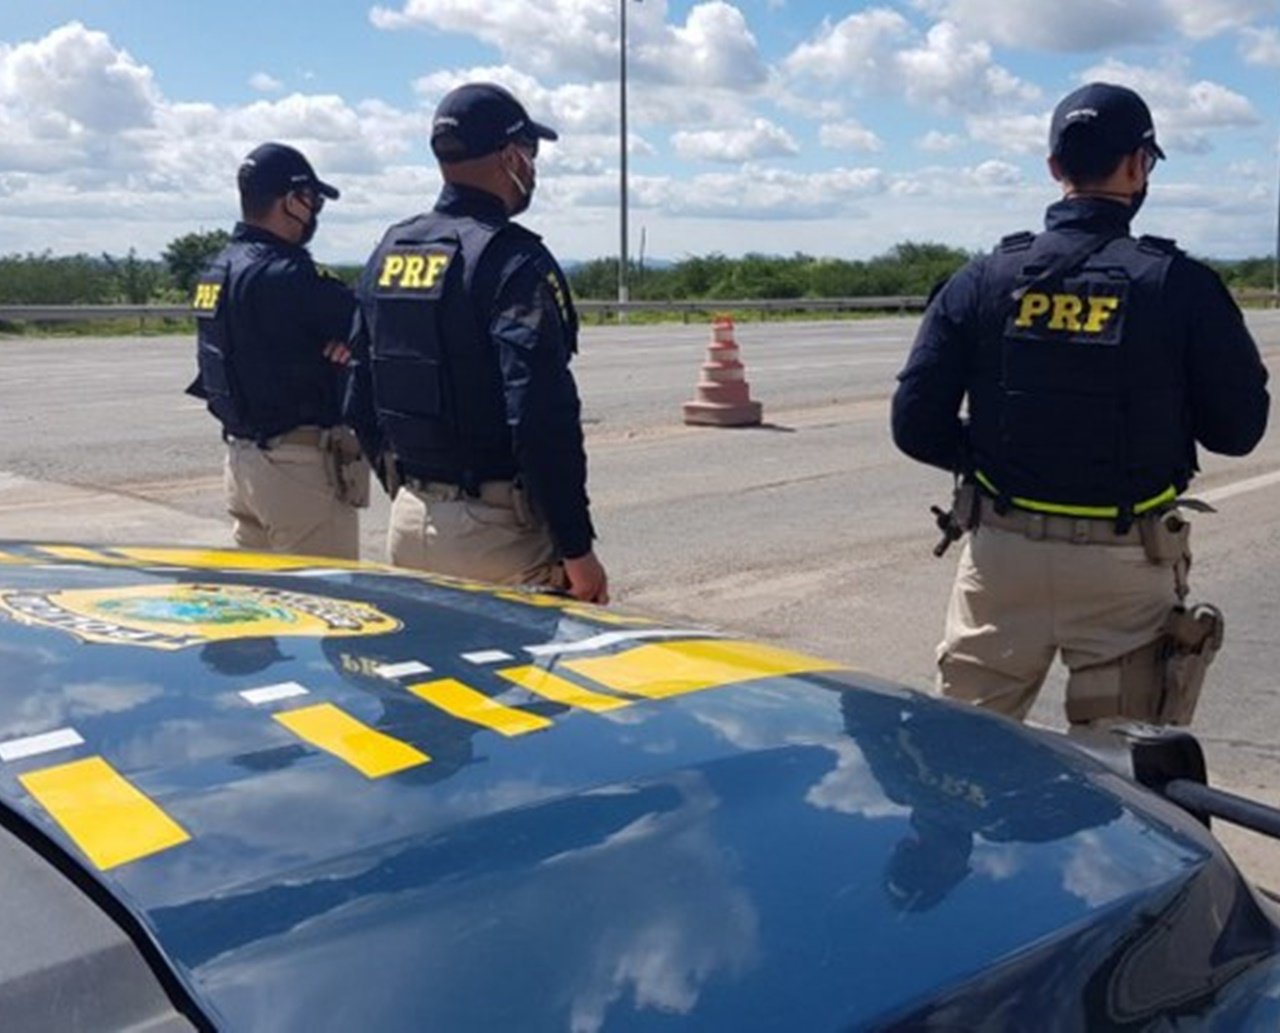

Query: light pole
[[618, 0, 630, 320]]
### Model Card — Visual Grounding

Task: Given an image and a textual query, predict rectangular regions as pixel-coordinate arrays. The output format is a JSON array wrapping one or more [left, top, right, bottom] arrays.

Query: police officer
[[188, 142, 369, 560], [347, 83, 609, 603], [892, 83, 1269, 726]]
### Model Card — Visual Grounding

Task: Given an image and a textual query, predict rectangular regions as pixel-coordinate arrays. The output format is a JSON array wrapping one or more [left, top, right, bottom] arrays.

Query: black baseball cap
[[1049, 83, 1165, 162], [430, 82, 558, 162], [237, 142, 339, 200]]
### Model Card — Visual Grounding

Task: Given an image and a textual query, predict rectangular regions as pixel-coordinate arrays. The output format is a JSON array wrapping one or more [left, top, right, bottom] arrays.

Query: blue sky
[[0, 1, 1276, 266]]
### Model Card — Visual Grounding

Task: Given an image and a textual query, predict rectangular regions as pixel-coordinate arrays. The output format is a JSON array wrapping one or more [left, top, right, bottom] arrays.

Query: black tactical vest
[[967, 231, 1191, 513], [363, 212, 523, 488], [191, 240, 341, 441]]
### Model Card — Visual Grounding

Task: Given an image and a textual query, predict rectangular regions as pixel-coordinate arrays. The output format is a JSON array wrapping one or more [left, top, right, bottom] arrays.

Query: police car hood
[[0, 544, 1273, 1032]]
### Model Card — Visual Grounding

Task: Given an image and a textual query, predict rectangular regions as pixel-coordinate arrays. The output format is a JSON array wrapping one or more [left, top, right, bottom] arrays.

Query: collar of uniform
[[1043, 196, 1133, 234], [231, 221, 299, 249], [435, 183, 509, 224]]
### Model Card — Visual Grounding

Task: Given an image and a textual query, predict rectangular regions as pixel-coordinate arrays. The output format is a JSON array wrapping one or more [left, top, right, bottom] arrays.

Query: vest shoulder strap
[[996, 230, 1036, 253], [1136, 234, 1182, 257]]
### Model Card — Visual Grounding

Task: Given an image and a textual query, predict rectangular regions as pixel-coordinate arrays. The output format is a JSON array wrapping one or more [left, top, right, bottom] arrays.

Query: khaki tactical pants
[[938, 505, 1184, 725], [225, 428, 363, 561], [388, 479, 568, 590]]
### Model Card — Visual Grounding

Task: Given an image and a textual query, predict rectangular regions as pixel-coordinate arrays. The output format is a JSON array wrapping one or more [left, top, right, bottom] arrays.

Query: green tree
[[162, 230, 231, 294], [103, 248, 164, 304]]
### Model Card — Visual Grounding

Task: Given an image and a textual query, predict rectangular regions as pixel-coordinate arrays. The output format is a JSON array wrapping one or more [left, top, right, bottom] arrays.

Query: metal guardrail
[[0, 297, 930, 324], [0, 289, 1275, 325]]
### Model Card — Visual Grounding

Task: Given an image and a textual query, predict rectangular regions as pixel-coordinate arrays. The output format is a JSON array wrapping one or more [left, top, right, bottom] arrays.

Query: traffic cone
[[682, 316, 763, 427]]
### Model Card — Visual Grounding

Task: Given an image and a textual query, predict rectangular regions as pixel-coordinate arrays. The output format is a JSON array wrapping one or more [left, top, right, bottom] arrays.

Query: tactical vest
[[363, 213, 530, 488], [967, 230, 1190, 517], [191, 241, 340, 441]]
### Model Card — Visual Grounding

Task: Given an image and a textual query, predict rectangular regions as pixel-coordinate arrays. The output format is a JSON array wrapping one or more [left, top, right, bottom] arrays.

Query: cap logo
[[434, 116, 459, 130], [506, 118, 526, 135], [1064, 107, 1098, 124]]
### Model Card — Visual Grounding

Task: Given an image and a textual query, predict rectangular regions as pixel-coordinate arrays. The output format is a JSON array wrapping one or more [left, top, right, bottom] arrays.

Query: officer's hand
[[323, 340, 352, 365], [563, 551, 609, 605]]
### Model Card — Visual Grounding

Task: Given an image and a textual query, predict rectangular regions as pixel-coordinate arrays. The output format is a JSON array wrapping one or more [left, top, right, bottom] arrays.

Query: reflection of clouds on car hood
[[805, 739, 909, 819], [6, 675, 164, 731], [186, 771, 760, 1032], [1062, 820, 1198, 908]]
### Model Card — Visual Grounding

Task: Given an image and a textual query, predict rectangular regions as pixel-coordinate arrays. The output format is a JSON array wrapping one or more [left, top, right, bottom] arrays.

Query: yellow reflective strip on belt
[[20, 756, 190, 871], [562, 639, 845, 699], [973, 471, 1177, 519], [274, 703, 430, 777], [497, 665, 631, 713], [406, 678, 553, 736]]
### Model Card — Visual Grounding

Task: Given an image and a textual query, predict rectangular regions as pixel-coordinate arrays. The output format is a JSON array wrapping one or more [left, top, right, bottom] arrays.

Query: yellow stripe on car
[[563, 639, 845, 699], [406, 678, 554, 736], [275, 703, 430, 777], [20, 756, 190, 870], [497, 665, 631, 713]]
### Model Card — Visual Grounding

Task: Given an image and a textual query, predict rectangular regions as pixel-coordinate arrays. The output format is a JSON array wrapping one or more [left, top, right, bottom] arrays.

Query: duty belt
[[227, 426, 326, 449], [973, 470, 1177, 520], [977, 496, 1144, 545]]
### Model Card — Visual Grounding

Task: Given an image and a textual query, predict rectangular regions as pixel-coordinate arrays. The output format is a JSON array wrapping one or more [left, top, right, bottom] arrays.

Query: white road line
[[1198, 470, 1280, 506], [240, 682, 310, 705], [525, 628, 726, 657], [0, 727, 84, 762], [374, 660, 432, 679]]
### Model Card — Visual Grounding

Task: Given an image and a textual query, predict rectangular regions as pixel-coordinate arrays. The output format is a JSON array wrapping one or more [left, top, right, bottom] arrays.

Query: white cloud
[[783, 10, 1037, 115], [1164, 0, 1279, 40], [249, 71, 283, 93], [1241, 26, 1280, 66], [0, 20, 157, 134], [819, 120, 884, 153], [671, 119, 798, 162], [912, 0, 1276, 49], [917, 129, 963, 152], [373, 0, 767, 89], [967, 159, 1022, 187]]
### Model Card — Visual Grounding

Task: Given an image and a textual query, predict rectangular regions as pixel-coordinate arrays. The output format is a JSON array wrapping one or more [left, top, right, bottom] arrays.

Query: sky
[[0, 1, 1277, 268]]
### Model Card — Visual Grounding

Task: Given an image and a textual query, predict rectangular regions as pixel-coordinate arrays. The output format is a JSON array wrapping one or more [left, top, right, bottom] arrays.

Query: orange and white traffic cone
[[682, 316, 763, 427]]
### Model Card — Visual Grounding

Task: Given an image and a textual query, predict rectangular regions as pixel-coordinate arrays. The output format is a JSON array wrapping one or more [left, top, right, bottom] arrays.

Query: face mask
[[285, 194, 319, 245], [1129, 182, 1147, 219], [504, 147, 536, 215]]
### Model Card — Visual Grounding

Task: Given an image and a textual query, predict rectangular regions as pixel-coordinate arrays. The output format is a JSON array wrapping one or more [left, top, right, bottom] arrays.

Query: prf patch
[[191, 278, 223, 316], [374, 245, 454, 298], [1006, 277, 1129, 347]]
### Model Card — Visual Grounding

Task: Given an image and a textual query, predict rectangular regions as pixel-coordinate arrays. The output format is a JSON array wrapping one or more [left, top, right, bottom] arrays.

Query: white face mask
[[504, 146, 535, 214]]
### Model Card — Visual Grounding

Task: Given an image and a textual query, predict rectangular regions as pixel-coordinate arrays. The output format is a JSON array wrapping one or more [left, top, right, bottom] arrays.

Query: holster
[[1155, 603, 1225, 726], [326, 429, 372, 508], [1139, 508, 1192, 600]]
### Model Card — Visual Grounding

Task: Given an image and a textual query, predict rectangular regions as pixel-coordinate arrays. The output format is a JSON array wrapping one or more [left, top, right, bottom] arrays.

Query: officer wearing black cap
[[188, 142, 369, 560], [892, 83, 1269, 726], [347, 83, 609, 603]]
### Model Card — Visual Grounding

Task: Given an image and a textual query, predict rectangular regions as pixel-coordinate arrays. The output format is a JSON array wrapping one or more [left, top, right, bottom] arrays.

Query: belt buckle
[[1072, 519, 1091, 544], [1024, 512, 1045, 541]]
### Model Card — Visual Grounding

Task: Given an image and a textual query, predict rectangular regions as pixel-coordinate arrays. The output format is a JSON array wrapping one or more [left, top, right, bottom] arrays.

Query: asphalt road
[[3, 312, 1280, 877]]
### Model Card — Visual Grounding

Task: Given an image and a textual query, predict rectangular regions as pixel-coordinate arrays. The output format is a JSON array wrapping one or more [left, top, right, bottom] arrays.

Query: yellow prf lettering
[[192, 283, 221, 310], [1048, 293, 1085, 331], [424, 254, 449, 287], [1014, 292, 1050, 327], [378, 254, 405, 287], [1083, 295, 1120, 332], [400, 255, 426, 287], [378, 252, 450, 289]]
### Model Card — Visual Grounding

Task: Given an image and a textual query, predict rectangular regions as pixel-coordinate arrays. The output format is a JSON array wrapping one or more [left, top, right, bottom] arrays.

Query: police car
[[0, 543, 1278, 1031]]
